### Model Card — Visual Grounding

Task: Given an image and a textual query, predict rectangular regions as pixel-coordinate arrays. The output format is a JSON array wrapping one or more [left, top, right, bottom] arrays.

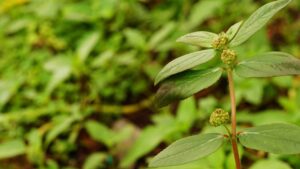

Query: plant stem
[[223, 125, 231, 137], [227, 69, 242, 169]]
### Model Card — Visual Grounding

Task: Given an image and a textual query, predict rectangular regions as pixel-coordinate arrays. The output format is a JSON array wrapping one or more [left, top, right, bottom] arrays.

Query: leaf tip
[[175, 36, 184, 43], [154, 76, 161, 86]]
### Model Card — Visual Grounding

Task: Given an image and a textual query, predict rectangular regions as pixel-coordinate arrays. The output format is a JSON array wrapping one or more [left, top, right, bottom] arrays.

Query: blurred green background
[[0, 0, 300, 168]]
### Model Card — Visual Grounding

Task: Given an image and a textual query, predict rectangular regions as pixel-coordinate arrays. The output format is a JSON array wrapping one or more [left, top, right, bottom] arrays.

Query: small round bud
[[212, 32, 228, 49], [221, 49, 237, 66], [209, 108, 230, 127]]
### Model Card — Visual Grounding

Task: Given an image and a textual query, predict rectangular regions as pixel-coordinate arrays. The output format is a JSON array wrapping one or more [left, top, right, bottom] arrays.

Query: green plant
[[150, 0, 300, 169]]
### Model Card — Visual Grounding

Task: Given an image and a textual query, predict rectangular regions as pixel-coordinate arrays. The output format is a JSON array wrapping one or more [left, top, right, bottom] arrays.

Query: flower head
[[221, 49, 237, 66], [212, 32, 228, 49], [209, 108, 230, 127]]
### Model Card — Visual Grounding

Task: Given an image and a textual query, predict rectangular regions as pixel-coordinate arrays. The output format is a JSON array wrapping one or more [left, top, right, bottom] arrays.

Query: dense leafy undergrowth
[[0, 0, 300, 169]]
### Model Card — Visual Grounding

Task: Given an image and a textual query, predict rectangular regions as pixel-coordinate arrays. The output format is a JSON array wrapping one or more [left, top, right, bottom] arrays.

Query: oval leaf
[[250, 160, 292, 169], [85, 120, 115, 147], [0, 139, 26, 159], [238, 123, 300, 154], [230, 0, 291, 47], [176, 31, 218, 48], [83, 153, 106, 169], [155, 68, 222, 107], [235, 52, 300, 78], [149, 133, 224, 167], [226, 21, 243, 41], [155, 49, 216, 85]]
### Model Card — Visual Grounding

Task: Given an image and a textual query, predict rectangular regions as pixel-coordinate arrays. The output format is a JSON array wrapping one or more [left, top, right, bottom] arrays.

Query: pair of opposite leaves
[[149, 123, 300, 167]]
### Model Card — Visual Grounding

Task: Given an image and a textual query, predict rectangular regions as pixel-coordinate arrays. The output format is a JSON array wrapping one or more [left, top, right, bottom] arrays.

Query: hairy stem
[[227, 69, 242, 169]]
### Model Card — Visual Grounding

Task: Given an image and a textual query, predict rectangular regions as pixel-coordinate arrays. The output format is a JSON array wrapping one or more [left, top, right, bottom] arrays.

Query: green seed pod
[[221, 49, 237, 66], [212, 32, 228, 49], [209, 108, 230, 127]]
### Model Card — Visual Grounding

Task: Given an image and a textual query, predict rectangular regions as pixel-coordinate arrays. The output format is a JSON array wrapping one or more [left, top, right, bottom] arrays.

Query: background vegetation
[[0, 0, 300, 168]]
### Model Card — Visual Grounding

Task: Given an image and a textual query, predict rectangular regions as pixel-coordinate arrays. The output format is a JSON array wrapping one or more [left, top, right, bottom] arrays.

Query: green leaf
[[83, 152, 106, 169], [63, 2, 92, 22], [230, 0, 291, 47], [238, 123, 300, 154], [272, 76, 293, 88], [149, 133, 225, 167], [44, 56, 72, 94], [77, 31, 100, 63], [85, 120, 115, 147], [187, 0, 224, 31], [155, 68, 222, 107], [250, 159, 292, 169], [93, 0, 116, 19], [121, 125, 177, 168], [176, 31, 218, 48], [176, 97, 197, 132], [91, 50, 114, 68], [85, 120, 132, 148], [238, 110, 294, 126], [226, 21, 243, 41], [45, 115, 76, 146], [155, 49, 216, 85], [0, 78, 22, 109], [27, 130, 44, 164], [148, 22, 176, 50], [235, 52, 300, 78], [124, 28, 146, 50], [6, 18, 30, 34], [33, 0, 60, 19], [46, 159, 59, 169], [153, 147, 225, 169], [0, 139, 26, 159], [234, 77, 266, 105]]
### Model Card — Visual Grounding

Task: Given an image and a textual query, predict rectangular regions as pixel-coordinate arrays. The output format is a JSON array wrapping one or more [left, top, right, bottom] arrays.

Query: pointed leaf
[[176, 31, 218, 48], [124, 28, 146, 50], [0, 139, 26, 159], [235, 52, 300, 78], [44, 56, 72, 94], [155, 68, 222, 107], [85, 120, 116, 147], [155, 49, 216, 85], [148, 22, 176, 50], [77, 31, 100, 62], [45, 116, 75, 146], [226, 21, 243, 41], [83, 153, 106, 169], [230, 0, 291, 47], [149, 133, 225, 167], [238, 123, 300, 154]]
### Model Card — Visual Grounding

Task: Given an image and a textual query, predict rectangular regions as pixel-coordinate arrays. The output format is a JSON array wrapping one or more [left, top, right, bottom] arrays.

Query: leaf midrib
[[157, 50, 213, 83], [153, 135, 223, 163], [241, 130, 300, 145]]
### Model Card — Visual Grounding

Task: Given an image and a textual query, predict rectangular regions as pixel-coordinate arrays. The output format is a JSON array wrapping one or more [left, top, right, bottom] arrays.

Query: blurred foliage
[[0, 0, 299, 169]]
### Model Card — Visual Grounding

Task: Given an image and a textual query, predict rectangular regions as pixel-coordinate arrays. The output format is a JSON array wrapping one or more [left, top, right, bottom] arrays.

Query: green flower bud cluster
[[221, 49, 237, 66], [212, 32, 228, 49], [209, 108, 230, 127]]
